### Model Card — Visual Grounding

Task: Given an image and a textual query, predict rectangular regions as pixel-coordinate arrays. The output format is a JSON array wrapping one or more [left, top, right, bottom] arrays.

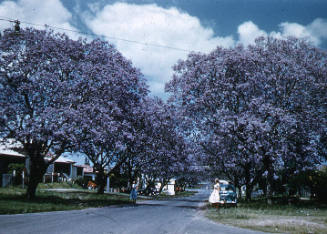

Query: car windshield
[[220, 184, 235, 192]]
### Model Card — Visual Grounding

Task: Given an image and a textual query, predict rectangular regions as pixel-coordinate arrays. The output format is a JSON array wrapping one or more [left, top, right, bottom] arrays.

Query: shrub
[[74, 177, 90, 189], [311, 168, 327, 203], [8, 163, 25, 185]]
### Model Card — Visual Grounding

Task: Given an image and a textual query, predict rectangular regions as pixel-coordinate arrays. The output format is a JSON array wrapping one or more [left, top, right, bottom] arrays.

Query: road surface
[[0, 189, 271, 234]]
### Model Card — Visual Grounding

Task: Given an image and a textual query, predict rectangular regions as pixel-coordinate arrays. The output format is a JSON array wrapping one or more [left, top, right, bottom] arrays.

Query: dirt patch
[[225, 216, 327, 234], [206, 208, 327, 234], [245, 216, 326, 229]]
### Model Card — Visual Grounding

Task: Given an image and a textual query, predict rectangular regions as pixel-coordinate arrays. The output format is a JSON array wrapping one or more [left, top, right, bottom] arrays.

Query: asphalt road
[[0, 189, 271, 234]]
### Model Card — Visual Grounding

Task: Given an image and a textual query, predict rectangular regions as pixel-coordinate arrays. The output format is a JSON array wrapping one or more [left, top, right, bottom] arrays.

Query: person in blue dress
[[130, 181, 138, 205]]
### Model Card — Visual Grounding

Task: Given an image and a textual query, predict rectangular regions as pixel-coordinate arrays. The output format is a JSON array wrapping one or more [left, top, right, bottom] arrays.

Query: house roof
[[50, 156, 76, 164], [0, 141, 80, 166], [0, 141, 25, 158]]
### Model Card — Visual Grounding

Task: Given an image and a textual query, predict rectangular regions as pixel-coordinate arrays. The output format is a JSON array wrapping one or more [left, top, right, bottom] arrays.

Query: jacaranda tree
[[118, 97, 190, 192], [166, 37, 327, 200], [138, 97, 190, 193], [71, 39, 148, 194], [0, 27, 147, 198]]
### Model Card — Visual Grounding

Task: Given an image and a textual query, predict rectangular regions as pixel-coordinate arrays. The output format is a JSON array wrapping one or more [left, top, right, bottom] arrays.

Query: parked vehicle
[[218, 180, 237, 206], [251, 189, 264, 198]]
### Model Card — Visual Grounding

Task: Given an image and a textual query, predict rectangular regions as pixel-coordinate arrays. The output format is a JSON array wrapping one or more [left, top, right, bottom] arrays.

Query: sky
[[1, 0, 327, 164]]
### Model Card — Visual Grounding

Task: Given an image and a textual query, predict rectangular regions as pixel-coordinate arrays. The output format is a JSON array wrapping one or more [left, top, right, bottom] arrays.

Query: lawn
[[37, 182, 83, 190], [0, 185, 131, 214], [206, 199, 327, 234]]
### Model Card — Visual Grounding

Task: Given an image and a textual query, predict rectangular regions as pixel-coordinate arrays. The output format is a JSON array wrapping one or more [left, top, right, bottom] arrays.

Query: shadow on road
[[172, 199, 208, 203], [135, 202, 206, 210]]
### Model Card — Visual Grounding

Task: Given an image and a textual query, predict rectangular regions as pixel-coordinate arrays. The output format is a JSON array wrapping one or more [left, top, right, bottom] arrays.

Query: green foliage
[[311, 167, 327, 203], [109, 166, 129, 189], [175, 178, 187, 192], [8, 163, 25, 185], [74, 177, 90, 189], [286, 167, 327, 203], [8, 163, 24, 174]]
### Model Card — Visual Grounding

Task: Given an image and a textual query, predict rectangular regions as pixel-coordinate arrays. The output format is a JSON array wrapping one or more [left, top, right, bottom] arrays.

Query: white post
[[106, 176, 110, 192], [70, 164, 73, 179], [22, 171, 24, 189], [12, 170, 16, 186], [51, 172, 54, 183]]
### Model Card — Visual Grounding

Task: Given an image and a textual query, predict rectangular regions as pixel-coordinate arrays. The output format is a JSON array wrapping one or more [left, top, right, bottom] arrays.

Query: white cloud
[[278, 22, 320, 45], [84, 3, 327, 96], [0, 0, 78, 39], [306, 18, 327, 44], [237, 18, 327, 47], [83, 3, 235, 97], [237, 21, 267, 46]]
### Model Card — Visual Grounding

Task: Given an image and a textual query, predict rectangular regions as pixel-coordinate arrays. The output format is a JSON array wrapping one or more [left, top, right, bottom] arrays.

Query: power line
[[0, 17, 193, 53]]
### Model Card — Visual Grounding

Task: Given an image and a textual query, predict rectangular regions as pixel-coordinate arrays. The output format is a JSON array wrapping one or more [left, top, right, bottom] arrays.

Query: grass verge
[[37, 182, 82, 190], [205, 200, 327, 234], [0, 186, 131, 214]]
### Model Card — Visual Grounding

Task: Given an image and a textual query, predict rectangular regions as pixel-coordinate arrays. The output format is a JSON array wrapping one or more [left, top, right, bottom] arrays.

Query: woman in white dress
[[209, 178, 220, 207]]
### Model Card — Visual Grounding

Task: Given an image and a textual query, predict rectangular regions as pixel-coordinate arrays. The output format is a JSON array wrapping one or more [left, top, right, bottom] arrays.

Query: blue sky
[[1, 0, 327, 164]]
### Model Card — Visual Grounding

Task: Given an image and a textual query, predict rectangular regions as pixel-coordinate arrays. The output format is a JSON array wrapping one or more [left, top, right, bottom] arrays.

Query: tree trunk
[[232, 177, 241, 199], [245, 184, 253, 201], [266, 161, 274, 205], [262, 179, 267, 197], [127, 164, 133, 191], [145, 178, 156, 190], [26, 156, 48, 200], [236, 185, 242, 200], [96, 167, 105, 194], [244, 164, 253, 201], [158, 178, 168, 194]]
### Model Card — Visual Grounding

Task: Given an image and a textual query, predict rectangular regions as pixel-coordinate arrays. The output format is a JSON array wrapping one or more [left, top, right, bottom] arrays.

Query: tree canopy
[[1, 26, 326, 200], [166, 37, 327, 199], [0, 28, 148, 198]]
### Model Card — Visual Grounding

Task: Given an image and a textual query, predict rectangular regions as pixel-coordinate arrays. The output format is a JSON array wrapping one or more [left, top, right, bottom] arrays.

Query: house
[[82, 163, 96, 181], [44, 156, 84, 182], [0, 141, 86, 186], [154, 178, 176, 195], [0, 143, 26, 187]]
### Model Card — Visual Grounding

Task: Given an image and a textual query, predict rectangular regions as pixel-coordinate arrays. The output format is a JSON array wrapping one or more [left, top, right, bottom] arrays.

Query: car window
[[220, 184, 235, 192]]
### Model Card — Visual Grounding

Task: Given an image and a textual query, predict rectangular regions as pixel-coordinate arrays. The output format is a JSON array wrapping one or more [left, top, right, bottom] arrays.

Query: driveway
[[0, 188, 271, 234]]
